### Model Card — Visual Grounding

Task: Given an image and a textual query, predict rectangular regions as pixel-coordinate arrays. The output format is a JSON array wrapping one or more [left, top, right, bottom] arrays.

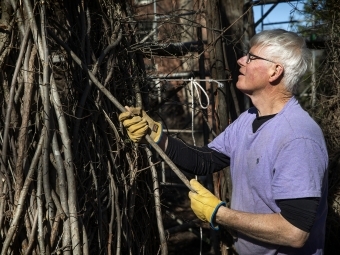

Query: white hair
[[250, 29, 312, 94]]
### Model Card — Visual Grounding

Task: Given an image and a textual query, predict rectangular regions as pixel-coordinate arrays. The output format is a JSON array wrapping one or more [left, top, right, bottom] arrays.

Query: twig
[[24, 210, 39, 255], [37, 158, 46, 254]]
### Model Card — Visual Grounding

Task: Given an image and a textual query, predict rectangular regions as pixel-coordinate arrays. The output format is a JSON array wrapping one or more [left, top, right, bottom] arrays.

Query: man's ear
[[269, 64, 284, 83]]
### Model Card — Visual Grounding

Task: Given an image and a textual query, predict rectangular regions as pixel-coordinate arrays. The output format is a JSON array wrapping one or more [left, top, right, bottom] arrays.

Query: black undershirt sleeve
[[165, 136, 230, 175], [277, 197, 320, 232]]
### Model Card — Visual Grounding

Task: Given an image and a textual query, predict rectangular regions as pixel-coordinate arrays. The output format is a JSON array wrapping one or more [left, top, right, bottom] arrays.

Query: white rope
[[207, 78, 224, 88], [190, 77, 210, 110], [189, 77, 211, 145], [154, 78, 225, 88], [190, 78, 196, 147], [188, 77, 208, 255]]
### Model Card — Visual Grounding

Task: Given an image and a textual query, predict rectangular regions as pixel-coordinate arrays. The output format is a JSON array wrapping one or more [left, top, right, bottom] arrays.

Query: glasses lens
[[246, 53, 250, 63]]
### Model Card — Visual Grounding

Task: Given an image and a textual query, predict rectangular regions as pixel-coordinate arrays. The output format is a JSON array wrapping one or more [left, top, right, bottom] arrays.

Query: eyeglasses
[[246, 52, 275, 64]]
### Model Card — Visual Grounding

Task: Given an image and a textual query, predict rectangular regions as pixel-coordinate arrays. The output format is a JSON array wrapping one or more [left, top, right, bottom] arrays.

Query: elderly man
[[119, 29, 328, 255]]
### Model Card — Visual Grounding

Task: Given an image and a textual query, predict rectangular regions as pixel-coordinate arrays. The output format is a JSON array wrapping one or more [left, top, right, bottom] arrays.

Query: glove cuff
[[210, 201, 226, 230], [150, 122, 163, 143]]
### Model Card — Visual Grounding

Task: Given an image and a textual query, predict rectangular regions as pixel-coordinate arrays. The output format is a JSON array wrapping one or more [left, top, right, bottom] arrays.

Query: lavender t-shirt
[[208, 97, 328, 255]]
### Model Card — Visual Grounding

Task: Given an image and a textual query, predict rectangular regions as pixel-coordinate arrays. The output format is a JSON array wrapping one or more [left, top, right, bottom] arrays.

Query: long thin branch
[[108, 161, 122, 255], [50, 189, 65, 248], [145, 147, 168, 255], [50, 74, 81, 254], [14, 41, 36, 205], [0, 25, 31, 231], [1, 132, 44, 255], [40, 0, 54, 226], [51, 131, 71, 255], [37, 158, 46, 254], [24, 210, 39, 255], [85, 145, 103, 251], [22, 0, 44, 60], [48, 29, 195, 192]]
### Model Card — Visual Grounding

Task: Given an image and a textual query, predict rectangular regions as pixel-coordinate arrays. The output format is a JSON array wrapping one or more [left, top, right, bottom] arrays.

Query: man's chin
[[236, 85, 252, 96]]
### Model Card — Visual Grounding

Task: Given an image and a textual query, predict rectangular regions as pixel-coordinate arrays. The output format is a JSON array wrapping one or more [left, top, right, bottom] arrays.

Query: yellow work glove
[[188, 179, 226, 230], [118, 107, 162, 143]]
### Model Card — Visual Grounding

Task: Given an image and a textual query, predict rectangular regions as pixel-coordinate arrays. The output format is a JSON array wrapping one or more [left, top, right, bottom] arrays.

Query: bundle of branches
[[0, 0, 169, 254]]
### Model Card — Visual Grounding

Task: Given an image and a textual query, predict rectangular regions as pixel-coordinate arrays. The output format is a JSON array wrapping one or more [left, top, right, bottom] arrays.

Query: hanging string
[[190, 78, 196, 147], [189, 77, 211, 146], [190, 77, 210, 110], [189, 77, 210, 255]]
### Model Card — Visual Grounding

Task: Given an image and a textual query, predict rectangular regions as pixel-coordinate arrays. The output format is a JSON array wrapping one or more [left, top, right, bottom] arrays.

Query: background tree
[[300, 0, 340, 253]]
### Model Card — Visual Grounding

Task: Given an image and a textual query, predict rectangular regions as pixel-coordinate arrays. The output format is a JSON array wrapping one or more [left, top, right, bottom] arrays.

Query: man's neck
[[251, 89, 292, 117]]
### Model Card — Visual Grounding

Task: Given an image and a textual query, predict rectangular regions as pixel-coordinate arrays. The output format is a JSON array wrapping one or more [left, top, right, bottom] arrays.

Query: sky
[[253, 1, 308, 33]]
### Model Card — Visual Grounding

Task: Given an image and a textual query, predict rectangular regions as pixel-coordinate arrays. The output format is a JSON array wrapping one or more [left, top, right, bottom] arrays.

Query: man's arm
[[189, 179, 310, 249], [215, 206, 309, 248], [164, 136, 230, 175]]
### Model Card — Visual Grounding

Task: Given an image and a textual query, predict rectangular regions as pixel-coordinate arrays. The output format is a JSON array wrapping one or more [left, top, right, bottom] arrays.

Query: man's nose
[[237, 55, 247, 66]]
